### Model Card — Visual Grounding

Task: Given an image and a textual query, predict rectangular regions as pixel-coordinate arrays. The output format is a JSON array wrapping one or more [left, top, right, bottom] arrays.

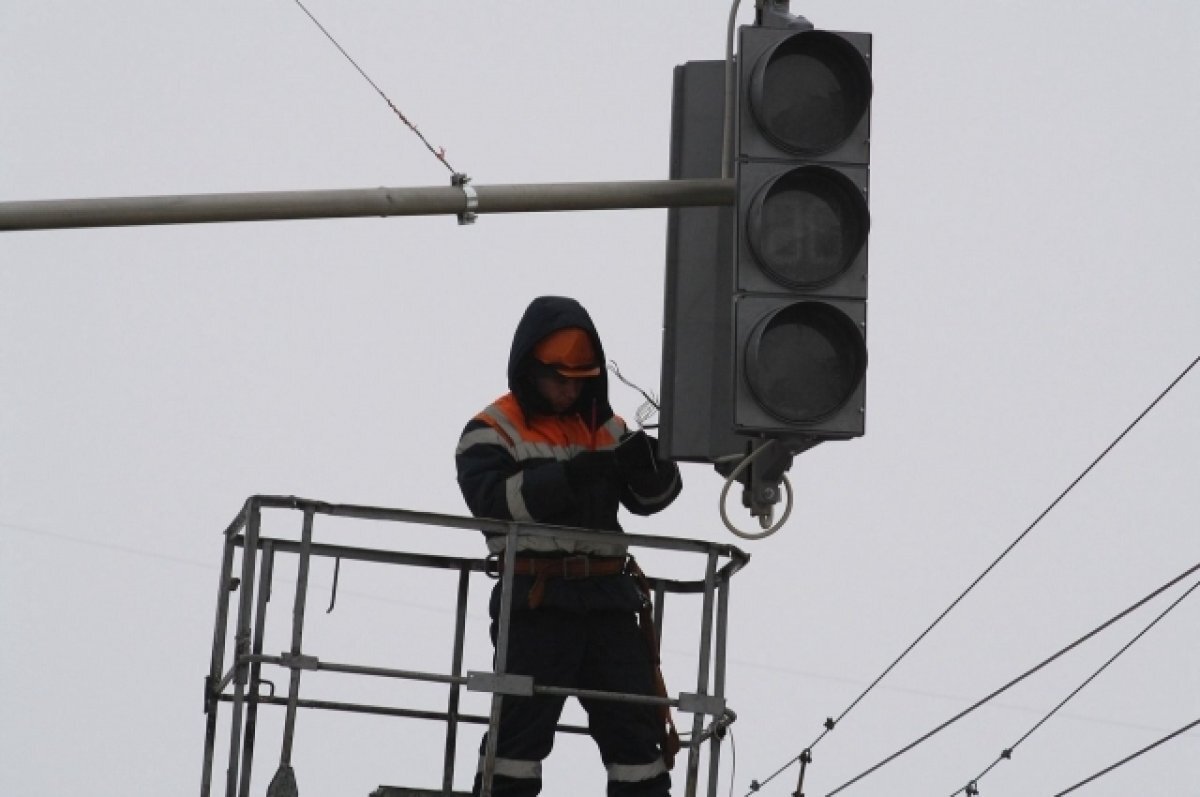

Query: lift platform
[[201, 496, 749, 797]]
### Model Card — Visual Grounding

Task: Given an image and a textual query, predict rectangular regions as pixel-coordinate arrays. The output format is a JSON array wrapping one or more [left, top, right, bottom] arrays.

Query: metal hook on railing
[[326, 556, 341, 614]]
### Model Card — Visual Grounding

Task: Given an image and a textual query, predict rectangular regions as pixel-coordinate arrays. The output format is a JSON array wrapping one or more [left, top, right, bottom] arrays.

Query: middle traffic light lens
[[748, 166, 869, 288], [745, 302, 866, 424]]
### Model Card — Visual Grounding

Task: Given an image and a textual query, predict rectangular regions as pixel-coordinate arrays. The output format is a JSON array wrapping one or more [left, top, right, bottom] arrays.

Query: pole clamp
[[452, 173, 477, 225]]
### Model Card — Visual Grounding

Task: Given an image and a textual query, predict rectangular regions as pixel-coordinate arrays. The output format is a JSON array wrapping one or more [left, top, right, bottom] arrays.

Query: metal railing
[[201, 495, 750, 797]]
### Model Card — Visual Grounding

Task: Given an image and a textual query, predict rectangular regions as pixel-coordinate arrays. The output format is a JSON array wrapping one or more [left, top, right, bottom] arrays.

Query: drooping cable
[[824, 559, 1200, 796], [1052, 716, 1200, 796], [743, 355, 1198, 795], [292, 0, 457, 174], [948, 573, 1200, 796], [721, 0, 746, 178], [718, 441, 794, 539], [608, 360, 660, 429]]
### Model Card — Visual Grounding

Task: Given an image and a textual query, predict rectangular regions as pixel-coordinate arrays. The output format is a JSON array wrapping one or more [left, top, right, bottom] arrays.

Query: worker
[[455, 295, 682, 797]]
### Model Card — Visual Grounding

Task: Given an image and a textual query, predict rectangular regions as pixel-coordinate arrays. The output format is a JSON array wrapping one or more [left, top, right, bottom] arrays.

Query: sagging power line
[[950, 572, 1200, 796], [1052, 716, 1200, 796], [825, 559, 1200, 796]]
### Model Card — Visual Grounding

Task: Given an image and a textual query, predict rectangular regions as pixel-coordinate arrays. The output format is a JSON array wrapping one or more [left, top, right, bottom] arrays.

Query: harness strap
[[627, 556, 682, 770]]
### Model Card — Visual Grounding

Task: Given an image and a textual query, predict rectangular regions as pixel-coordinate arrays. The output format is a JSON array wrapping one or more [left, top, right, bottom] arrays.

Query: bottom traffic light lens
[[745, 302, 866, 423]]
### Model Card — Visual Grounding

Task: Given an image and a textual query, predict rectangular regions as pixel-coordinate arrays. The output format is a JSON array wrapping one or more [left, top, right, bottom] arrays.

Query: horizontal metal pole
[[0, 178, 734, 231], [220, 694, 592, 736]]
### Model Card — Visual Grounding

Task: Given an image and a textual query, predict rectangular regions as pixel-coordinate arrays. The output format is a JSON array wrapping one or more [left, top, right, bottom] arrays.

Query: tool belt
[[512, 555, 628, 610]]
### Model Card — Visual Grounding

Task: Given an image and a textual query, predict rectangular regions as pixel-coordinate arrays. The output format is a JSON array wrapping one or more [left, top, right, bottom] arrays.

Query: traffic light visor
[[747, 166, 869, 289], [749, 30, 872, 156], [744, 302, 866, 424]]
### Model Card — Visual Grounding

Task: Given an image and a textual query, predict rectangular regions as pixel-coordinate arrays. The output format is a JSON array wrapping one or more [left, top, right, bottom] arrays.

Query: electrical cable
[[743, 354, 1198, 795], [948, 573, 1200, 796], [823, 559, 1200, 796], [721, 0, 747, 178], [718, 442, 794, 539], [608, 360, 660, 429], [292, 0, 458, 174], [1053, 716, 1200, 796]]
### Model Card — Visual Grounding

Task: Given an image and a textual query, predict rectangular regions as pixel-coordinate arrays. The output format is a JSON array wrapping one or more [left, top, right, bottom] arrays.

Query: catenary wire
[[744, 354, 1198, 796], [292, 0, 457, 174], [948, 573, 1200, 796], [823, 559, 1200, 796], [1052, 716, 1200, 796]]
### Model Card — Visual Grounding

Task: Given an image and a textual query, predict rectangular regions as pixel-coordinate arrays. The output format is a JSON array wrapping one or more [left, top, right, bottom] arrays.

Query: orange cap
[[533, 327, 602, 378]]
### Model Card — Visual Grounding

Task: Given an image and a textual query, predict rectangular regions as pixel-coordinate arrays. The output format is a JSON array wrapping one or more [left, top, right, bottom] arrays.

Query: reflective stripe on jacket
[[455, 393, 680, 556]]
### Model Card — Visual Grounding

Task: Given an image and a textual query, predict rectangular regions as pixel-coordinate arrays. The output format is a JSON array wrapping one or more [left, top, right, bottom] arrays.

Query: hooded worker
[[455, 295, 681, 797]]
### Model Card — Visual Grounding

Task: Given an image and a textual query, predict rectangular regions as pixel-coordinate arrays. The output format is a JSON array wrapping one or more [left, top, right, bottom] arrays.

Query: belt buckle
[[562, 555, 590, 580]]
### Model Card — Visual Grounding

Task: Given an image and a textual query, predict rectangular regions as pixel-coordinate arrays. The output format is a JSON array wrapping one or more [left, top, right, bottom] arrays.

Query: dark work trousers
[[472, 607, 671, 797]]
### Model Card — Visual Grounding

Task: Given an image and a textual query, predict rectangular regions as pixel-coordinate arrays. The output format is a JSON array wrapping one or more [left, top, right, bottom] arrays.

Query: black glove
[[615, 430, 659, 474], [563, 449, 620, 489]]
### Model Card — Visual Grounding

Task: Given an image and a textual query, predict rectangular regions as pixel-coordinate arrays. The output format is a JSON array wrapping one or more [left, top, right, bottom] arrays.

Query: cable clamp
[[452, 172, 477, 225]]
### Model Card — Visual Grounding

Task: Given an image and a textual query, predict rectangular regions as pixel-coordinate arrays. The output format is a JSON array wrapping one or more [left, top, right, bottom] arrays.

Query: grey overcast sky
[[2, 2, 1198, 796]]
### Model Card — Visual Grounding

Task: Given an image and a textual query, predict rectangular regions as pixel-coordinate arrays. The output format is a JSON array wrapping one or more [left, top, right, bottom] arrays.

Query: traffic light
[[733, 20, 872, 441], [661, 8, 872, 474]]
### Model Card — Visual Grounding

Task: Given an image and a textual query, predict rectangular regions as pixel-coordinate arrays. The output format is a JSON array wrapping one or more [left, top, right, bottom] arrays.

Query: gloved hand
[[615, 430, 660, 474], [563, 449, 621, 489]]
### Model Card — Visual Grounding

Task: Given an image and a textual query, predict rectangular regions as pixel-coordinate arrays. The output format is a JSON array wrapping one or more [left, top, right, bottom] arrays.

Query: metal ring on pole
[[452, 173, 477, 225]]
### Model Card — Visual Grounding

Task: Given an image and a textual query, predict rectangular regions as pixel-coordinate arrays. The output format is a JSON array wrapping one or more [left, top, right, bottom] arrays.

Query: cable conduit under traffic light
[[717, 442, 795, 539]]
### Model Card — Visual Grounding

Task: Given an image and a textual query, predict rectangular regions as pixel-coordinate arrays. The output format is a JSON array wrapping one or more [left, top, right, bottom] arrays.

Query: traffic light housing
[[660, 13, 872, 466], [734, 23, 872, 442]]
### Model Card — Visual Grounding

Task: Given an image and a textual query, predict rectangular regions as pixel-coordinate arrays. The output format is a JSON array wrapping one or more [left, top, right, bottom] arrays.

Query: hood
[[508, 295, 613, 425]]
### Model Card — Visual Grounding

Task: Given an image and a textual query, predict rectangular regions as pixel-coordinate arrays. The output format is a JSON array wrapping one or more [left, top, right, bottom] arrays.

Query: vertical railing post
[[442, 564, 471, 794], [705, 577, 731, 797], [201, 516, 240, 797], [278, 508, 315, 772], [653, 581, 667, 658], [481, 525, 521, 797], [685, 551, 719, 797], [224, 500, 261, 797], [238, 540, 275, 797]]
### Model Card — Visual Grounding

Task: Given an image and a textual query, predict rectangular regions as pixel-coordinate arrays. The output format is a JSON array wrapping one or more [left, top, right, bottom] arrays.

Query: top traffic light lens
[[749, 31, 872, 156]]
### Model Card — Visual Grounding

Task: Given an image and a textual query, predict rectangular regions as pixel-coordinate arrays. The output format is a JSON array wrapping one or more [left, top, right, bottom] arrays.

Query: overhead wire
[[1051, 716, 1200, 796], [292, 0, 458, 175], [948, 572, 1200, 796], [744, 355, 1198, 796], [824, 559, 1200, 796]]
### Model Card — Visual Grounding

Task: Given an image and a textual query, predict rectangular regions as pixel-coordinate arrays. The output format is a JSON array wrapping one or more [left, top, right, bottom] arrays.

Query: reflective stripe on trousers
[[478, 755, 542, 781]]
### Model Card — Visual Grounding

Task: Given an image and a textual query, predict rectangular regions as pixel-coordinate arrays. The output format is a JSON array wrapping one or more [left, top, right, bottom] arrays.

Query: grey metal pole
[[685, 552, 720, 797], [482, 527, 521, 797], [225, 502, 261, 797], [442, 565, 471, 794], [279, 509, 316, 766], [0, 178, 734, 231], [238, 541, 276, 797], [705, 578, 731, 797], [201, 527, 239, 797]]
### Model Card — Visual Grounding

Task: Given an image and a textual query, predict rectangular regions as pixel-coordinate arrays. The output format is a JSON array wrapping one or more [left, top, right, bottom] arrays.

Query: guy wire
[[293, 0, 457, 174]]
